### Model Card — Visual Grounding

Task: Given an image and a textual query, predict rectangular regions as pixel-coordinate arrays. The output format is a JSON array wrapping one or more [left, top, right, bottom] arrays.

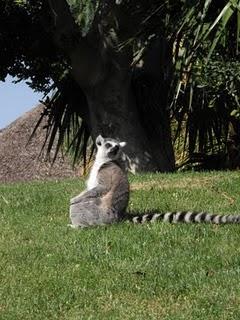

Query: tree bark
[[84, 69, 160, 172], [134, 37, 176, 172], [226, 117, 240, 169]]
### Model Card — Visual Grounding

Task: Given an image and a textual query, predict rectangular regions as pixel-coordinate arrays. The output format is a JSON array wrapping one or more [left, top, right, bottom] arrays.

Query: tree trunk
[[226, 117, 240, 169], [82, 63, 175, 172], [84, 75, 154, 172]]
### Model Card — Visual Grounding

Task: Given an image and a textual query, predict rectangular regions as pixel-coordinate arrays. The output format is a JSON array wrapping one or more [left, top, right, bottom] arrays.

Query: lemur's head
[[95, 135, 126, 161]]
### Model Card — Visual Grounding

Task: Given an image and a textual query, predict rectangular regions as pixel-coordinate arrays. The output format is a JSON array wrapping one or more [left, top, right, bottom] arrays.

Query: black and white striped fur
[[129, 211, 240, 224]]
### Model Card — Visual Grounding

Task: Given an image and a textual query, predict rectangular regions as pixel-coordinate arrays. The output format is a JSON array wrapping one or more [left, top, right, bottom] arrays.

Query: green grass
[[1, 171, 240, 319]]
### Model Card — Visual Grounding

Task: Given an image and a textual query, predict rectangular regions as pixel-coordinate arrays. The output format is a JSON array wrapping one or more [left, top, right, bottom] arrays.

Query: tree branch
[[45, 0, 104, 86]]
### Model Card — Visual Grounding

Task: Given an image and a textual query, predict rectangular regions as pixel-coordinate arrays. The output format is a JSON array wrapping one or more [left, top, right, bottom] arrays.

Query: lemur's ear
[[96, 135, 104, 146], [119, 141, 127, 147]]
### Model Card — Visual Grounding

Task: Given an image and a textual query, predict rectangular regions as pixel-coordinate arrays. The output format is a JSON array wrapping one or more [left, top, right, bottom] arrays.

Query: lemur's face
[[95, 135, 126, 160]]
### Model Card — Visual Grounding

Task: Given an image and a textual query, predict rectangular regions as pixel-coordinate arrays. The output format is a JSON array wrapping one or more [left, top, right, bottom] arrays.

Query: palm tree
[[169, 0, 240, 169]]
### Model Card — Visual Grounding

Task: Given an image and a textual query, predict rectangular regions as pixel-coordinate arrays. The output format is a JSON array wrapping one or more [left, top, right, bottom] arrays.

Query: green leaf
[[206, 1, 237, 62], [230, 109, 240, 117], [237, 9, 240, 54], [66, 0, 98, 35]]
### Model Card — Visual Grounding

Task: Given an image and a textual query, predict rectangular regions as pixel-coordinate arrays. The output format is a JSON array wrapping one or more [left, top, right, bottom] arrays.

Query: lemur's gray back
[[69, 136, 129, 228]]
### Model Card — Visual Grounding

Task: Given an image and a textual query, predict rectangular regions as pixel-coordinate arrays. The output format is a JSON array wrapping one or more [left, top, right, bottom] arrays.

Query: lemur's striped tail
[[130, 211, 240, 224]]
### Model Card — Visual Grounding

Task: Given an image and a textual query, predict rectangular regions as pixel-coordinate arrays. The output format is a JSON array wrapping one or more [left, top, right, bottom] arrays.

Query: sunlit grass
[[1, 171, 240, 319]]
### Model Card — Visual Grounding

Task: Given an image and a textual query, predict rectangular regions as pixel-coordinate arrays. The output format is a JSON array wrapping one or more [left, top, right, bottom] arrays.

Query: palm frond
[[29, 77, 93, 168], [167, 1, 240, 167]]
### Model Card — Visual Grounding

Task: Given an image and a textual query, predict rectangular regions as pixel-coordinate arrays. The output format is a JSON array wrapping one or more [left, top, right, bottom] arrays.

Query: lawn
[[1, 171, 240, 319]]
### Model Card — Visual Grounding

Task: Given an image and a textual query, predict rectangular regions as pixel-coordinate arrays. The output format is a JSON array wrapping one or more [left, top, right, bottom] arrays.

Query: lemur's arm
[[70, 164, 115, 205], [70, 185, 108, 205]]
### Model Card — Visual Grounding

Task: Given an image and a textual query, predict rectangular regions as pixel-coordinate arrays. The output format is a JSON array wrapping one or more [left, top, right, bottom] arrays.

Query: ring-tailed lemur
[[69, 135, 129, 228], [69, 135, 240, 228]]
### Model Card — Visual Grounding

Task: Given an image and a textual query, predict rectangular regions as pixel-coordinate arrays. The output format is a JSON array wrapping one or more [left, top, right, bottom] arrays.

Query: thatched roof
[[0, 104, 79, 183]]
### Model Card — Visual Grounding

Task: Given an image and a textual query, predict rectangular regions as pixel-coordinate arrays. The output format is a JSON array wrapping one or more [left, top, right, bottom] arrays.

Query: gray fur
[[69, 136, 129, 228]]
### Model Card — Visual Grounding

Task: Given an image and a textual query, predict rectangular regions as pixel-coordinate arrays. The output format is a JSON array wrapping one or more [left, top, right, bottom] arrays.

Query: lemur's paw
[[67, 224, 81, 229]]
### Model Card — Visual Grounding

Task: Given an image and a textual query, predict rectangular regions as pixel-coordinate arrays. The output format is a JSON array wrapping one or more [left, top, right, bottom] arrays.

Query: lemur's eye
[[105, 143, 112, 148]]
